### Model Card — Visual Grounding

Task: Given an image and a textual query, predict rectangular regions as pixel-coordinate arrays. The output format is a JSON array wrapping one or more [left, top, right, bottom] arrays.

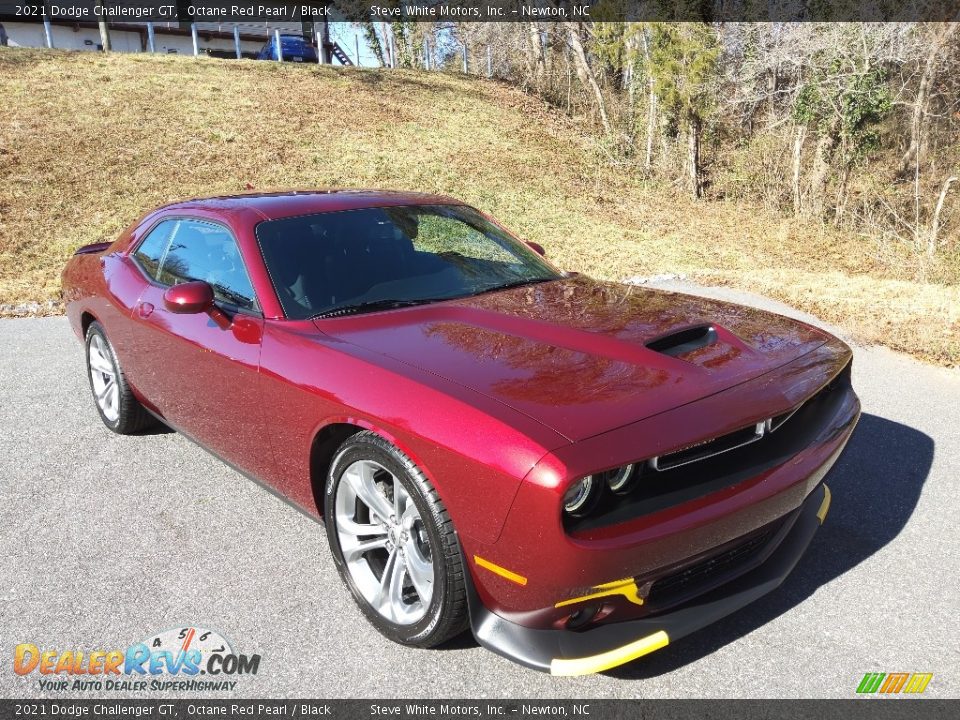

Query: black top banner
[[2, 0, 960, 23]]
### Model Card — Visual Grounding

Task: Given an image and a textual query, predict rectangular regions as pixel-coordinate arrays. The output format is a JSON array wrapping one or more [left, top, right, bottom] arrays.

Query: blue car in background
[[257, 34, 318, 63]]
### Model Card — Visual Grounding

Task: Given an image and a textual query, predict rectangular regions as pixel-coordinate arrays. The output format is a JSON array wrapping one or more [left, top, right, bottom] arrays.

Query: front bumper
[[466, 482, 832, 676]]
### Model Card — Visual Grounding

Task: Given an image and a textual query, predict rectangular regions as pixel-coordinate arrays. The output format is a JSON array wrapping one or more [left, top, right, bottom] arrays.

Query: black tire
[[325, 431, 468, 647], [85, 321, 155, 435]]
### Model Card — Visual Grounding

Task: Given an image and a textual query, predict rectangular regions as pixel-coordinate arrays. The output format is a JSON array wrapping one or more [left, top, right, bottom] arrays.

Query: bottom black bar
[[0, 700, 956, 720]]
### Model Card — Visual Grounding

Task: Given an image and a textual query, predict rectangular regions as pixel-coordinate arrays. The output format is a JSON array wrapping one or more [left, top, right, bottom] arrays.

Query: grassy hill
[[1, 48, 957, 366]]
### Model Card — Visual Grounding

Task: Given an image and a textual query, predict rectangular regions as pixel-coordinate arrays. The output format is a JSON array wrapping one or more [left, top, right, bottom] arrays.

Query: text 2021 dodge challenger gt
[[61, 190, 860, 675]]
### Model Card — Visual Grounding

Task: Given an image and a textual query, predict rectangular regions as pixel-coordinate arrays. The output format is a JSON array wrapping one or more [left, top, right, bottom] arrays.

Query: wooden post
[[233, 25, 241, 59], [191, 23, 199, 57], [321, 17, 332, 64], [42, 15, 53, 48], [355, 34, 360, 67], [274, 29, 283, 62], [94, 0, 110, 51], [487, 45, 492, 77], [462, 44, 468, 73], [147, 22, 156, 53]]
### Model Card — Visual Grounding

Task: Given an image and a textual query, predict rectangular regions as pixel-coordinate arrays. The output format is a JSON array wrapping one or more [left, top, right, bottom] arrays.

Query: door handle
[[137, 302, 154, 318]]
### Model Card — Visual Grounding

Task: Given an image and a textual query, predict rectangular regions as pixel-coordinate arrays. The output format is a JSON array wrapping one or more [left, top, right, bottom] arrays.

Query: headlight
[[563, 475, 599, 516], [562, 463, 642, 519], [602, 463, 636, 494]]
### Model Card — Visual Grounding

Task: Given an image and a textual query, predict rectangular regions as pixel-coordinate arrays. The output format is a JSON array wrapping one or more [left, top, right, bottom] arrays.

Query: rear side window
[[132, 220, 176, 280], [132, 218, 259, 312]]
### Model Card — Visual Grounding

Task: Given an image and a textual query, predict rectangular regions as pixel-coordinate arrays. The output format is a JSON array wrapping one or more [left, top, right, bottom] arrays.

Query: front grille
[[651, 362, 850, 472], [647, 526, 776, 605], [565, 360, 852, 534], [654, 422, 766, 470]]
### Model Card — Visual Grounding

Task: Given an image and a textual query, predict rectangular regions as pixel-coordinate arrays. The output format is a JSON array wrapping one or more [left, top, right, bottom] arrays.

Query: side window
[[135, 219, 258, 312], [132, 220, 177, 281]]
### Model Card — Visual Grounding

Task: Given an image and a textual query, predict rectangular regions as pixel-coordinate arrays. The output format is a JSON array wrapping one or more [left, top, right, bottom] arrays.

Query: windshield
[[255, 204, 561, 320]]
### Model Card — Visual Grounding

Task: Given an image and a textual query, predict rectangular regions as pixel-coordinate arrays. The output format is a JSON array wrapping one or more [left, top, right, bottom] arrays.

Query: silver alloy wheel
[[88, 334, 119, 423], [335, 459, 434, 625]]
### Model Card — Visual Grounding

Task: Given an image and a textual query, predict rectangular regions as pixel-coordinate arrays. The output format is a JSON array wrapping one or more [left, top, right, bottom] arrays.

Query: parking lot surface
[[2, 287, 959, 698]]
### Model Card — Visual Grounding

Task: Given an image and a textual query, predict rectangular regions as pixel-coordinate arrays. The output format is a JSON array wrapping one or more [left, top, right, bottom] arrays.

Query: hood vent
[[646, 325, 718, 358]]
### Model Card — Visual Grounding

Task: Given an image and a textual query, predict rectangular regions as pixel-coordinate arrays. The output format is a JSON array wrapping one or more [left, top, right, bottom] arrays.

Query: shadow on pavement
[[137, 419, 175, 435], [607, 412, 933, 679]]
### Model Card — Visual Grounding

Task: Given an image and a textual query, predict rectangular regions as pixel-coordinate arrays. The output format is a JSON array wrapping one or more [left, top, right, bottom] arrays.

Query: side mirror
[[525, 241, 546, 257], [163, 281, 215, 314]]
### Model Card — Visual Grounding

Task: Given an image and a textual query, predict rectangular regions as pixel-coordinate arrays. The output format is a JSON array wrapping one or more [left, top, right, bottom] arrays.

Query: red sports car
[[61, 190, 860, 675]]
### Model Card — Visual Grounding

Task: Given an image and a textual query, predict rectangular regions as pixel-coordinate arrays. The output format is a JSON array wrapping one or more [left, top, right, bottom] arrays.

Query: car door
[[124, 217, 272, 480]]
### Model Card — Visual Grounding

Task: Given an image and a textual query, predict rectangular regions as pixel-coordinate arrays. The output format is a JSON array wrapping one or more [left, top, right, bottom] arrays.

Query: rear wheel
[[85, 321, 154, 434], [325, 431, 468, 647]]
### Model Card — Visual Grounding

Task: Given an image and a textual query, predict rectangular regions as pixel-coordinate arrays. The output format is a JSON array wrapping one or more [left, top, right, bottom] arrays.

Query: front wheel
[[325, 431, 468, 647]]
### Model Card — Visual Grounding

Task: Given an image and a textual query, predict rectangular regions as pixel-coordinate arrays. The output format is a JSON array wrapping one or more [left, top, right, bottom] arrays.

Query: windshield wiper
[[311, 278, 557, 319], [476, 276, 557, 295], [311, 297, 451, 320]]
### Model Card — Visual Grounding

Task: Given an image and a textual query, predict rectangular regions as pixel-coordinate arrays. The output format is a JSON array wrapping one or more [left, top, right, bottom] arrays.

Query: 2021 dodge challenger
[[61, 190, 860, 676]]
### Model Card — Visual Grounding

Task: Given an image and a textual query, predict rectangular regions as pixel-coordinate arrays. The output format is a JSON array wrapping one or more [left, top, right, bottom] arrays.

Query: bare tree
[[412, 19, 960, 260], [929, 176, 958, 255], [639, 27, 657, 170], [527, 23, 548, 91], [896, 20, 960, 178], [563, 22, 611, 133]]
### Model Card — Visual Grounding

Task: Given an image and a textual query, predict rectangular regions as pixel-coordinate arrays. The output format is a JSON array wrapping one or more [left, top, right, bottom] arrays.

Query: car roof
[[159, 189, 466, 222]]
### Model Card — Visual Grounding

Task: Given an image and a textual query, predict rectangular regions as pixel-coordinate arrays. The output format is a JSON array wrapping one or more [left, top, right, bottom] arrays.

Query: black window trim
[[129, 215, 263, 318]]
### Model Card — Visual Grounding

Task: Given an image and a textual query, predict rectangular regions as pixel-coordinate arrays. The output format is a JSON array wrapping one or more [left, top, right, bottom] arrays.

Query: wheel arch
[[310, 422, 365, 514], [308, 418, 444, 517], [80, 310, 97, 338]]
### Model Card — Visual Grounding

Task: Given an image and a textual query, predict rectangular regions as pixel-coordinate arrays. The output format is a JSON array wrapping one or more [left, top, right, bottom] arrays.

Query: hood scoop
[[646, 325, 718, 358]]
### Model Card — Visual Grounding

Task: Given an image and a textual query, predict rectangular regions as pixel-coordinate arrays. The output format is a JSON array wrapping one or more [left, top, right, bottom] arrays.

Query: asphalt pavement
[[1, 284, 959, 698]]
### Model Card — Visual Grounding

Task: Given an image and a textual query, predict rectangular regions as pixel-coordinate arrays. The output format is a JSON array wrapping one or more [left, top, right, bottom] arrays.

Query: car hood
[[315, 277, 828, 441]]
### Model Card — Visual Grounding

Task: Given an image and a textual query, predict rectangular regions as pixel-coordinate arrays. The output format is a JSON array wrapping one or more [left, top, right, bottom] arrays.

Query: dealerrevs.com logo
[[13, 626, 261, 692]]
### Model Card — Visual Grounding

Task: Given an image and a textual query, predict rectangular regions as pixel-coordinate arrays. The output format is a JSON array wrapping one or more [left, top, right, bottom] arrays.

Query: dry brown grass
[[1, 48, 958, 366]]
